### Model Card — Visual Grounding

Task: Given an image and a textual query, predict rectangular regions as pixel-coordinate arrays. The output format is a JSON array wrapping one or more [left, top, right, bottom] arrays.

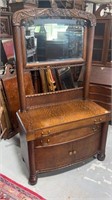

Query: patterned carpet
[[0, 174, 45, 200]]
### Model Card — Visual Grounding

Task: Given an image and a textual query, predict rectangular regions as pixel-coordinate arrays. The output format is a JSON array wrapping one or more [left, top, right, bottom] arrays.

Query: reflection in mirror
[[33, 65, 85, 94], [25, 19, 84, 63], [55, 66, 84, 90]]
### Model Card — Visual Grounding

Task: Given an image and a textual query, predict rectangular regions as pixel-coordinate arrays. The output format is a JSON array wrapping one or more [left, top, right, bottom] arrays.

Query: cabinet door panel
[[35, 142, 73, 171], [72, 131, 101, 162], [34, 131, 101, 172]]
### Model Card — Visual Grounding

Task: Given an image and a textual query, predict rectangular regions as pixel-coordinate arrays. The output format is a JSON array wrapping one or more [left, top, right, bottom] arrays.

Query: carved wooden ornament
[[12, 7, 96, 27]]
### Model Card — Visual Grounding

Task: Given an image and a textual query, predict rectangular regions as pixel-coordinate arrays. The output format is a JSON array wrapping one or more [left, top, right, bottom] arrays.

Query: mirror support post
[[84, 26, 95, 100], [21, 26, 27, 67], [13, 26, 26, 111]]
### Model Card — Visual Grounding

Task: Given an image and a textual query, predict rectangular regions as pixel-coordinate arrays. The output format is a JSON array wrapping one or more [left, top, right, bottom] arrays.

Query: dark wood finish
[[90, 66, 112, 86], [97, 122, 109, 161], [34, 131, 101, 171], [89, 66, 112, 114], [26, 88, 83, 109], [0, 7, 12, 38], [9, 0, 86, 11], [12, 6, 110, 185], [9, 2, 25, 12], [0, 104, 7, 139], [28, 141, 37, 185], [84, 26, 95, 99], [1, 65, 34, 136], [0, 66, 13, 138], [92, 4, 112, 68], [90, 4, 112, 116], [26, 58, 85, 69]]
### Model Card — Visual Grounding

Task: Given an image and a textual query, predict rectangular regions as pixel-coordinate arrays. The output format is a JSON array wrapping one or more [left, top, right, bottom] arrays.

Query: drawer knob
[[73, 150, 77, 155], [69, 151, 73, 156], [92, 127, 97, 132], [94, 119, 97, 123], [47, 139, 50, 143]]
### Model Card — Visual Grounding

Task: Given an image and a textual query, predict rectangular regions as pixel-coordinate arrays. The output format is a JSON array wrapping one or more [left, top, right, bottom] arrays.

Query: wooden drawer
[[35, 131, 101, 172], [34, 124, 101, 146]]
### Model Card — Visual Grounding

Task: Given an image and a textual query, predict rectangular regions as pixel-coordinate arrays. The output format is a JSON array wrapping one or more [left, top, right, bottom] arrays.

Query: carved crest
[[12, 7, 96, 27]]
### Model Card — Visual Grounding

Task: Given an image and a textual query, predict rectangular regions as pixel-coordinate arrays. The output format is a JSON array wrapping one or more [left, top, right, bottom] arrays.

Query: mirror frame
[[12, 7, 96, 111], [12, 7, 96, 69]]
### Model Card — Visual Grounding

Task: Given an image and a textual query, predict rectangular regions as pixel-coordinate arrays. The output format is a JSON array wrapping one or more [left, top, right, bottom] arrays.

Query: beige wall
[[0, 0, 5, 7]]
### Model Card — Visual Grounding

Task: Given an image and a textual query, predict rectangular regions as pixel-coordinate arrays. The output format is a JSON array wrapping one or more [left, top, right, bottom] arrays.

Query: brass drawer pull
[[69, 151, 73, 156], [73, 150, 77, 155], [47, 139, 50, 143], [94, 119, 97, 123], [69, 150, 77, 155], [41, 140, 43, 144]]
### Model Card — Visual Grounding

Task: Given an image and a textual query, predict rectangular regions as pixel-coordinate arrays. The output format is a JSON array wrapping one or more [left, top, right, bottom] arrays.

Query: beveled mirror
[[25, 18, 84, 63]]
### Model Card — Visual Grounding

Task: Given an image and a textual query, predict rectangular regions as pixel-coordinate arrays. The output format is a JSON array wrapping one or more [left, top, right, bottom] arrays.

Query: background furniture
[[0, 7, 12, 38], [92, 4, 112, 68], [0, 64, 35, 138], [89, 3, 112, 119], [0, 93, 7, 139], [89, 66, 112, 116]]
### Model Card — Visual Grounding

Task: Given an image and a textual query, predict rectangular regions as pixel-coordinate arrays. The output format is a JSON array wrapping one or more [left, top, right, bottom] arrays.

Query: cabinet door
[[107, 25, 112, 66], [34, 131, 101, 172], [93, 19, 111, 67], [35, 142, 73, 171], [92, 20, 106, 64], [72, 131, 101, 162]]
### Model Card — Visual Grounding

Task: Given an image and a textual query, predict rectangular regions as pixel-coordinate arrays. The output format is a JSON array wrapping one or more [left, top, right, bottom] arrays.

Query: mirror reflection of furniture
[[24, 17, 84, 89], [35, 25, 47, 61], [25, 19, 84, 62], [12, 5, 110, 185]]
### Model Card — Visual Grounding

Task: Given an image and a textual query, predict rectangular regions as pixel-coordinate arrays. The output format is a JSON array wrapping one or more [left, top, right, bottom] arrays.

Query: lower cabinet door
[[34, 131, 101, 172]]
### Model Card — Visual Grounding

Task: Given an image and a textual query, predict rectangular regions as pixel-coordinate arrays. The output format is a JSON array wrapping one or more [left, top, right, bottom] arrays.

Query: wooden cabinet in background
[[0, 7, 12, 38], [90, 4, 112, 119], [90, 66, 112, 116], [92, 4, 112, 68]]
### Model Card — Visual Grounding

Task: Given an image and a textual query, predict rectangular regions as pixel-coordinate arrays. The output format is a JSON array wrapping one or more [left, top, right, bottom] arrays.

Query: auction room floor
[[0, 125, 112, 200]]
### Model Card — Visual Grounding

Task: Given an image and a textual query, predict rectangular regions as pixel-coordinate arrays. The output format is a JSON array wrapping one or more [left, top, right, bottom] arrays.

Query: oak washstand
[[12, 3, 110, 185]]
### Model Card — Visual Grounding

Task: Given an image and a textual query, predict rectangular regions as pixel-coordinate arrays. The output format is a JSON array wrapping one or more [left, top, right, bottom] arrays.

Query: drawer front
[[35, 131, 101, 172], [34, 125, 101, 146]]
